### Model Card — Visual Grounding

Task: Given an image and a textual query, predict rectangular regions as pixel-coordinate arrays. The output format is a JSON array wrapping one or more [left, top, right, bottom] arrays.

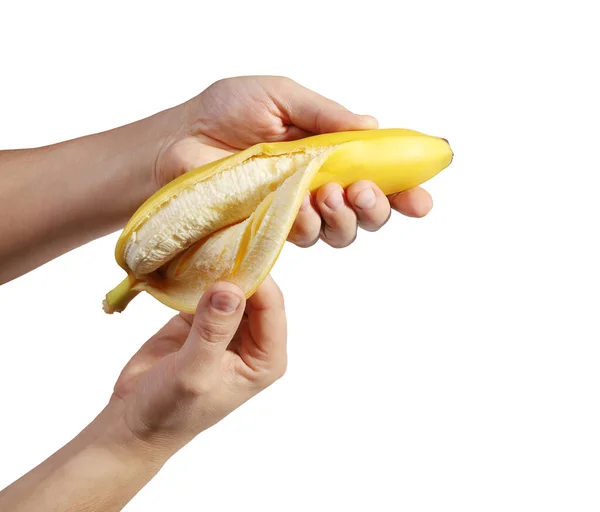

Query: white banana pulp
[[133, 148, 336, 312], [125, 149, 328, 276]]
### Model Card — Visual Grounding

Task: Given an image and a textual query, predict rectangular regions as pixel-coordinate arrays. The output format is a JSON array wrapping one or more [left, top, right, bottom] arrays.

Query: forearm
[[0, 400, 170, 512], [0, 106, 182, 284]]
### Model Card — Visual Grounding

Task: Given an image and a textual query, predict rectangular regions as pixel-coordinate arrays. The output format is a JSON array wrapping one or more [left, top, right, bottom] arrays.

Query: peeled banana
[[103, 129, 453, 314]]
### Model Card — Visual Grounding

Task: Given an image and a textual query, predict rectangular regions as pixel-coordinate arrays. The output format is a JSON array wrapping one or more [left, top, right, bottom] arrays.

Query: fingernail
[[354, 188, 376, 209], [210, 292, 241, 314], [324, 189, 344, 210], [300, 193, 311, 211]]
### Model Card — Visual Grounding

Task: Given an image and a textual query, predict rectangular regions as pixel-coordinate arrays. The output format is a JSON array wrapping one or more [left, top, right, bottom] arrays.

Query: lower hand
[[0, 277, 286, 511], [111, 275, 287, 455]]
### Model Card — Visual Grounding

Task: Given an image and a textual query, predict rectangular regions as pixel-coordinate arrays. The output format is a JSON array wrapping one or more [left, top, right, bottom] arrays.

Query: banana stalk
[[103, 129, 453, 314]]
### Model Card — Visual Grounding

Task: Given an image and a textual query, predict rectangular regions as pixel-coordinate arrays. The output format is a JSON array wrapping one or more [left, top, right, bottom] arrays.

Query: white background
[[1, 1, 599, 511]]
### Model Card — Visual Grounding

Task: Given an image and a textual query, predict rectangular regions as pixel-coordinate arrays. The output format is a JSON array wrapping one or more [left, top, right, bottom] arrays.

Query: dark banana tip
[[440, 137, 454, 162]]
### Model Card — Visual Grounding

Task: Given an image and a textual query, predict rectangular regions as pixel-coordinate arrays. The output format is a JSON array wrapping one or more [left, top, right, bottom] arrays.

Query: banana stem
[[103, 275, 140, 314]]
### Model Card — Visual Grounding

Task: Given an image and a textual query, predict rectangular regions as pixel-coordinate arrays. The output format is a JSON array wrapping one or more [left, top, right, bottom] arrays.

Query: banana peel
[[103, 128, 453, 314]]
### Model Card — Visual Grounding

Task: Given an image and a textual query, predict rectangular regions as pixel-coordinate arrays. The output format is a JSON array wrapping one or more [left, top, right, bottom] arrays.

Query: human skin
[[0, 76, 434, 509], [0, 75, 433, 285], [0, 277, 287, 511]]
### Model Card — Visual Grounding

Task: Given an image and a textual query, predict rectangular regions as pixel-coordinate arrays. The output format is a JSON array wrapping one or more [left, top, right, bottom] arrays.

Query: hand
[[155, 76, 434, 249], [0, 75, 433, 285], [111, 275, 286, 454], [0, 277, 286, 511]]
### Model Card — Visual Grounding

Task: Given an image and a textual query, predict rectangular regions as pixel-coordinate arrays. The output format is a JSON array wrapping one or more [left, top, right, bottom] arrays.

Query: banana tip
[[103, 275, 141, 314], [102, 299, 118, 314]]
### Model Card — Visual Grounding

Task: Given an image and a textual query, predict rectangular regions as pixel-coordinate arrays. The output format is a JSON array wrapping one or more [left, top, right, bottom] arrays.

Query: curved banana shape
[[103, 129, 453, 314]]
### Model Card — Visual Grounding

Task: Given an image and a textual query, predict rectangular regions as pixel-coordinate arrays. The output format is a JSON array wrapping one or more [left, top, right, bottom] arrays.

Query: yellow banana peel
[[103, 128, 453, 314]]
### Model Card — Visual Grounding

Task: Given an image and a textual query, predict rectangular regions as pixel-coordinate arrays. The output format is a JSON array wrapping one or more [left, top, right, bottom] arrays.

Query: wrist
[[0, 399, 171, 512], [100, 103, 186, 208], [34, 103, 187, 235], [90, 397, 175, 469]]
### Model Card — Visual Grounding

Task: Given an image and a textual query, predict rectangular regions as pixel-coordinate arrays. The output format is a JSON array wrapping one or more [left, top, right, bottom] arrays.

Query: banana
[[103, 129, 453, 314]]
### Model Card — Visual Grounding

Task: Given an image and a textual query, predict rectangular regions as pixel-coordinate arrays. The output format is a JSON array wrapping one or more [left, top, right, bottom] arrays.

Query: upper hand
[[155, 76, 434, 249], [111, 276, 286, 454]]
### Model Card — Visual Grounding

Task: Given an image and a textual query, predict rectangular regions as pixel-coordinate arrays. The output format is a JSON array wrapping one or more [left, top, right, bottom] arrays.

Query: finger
[[346, 181, 392, 232], [278, 125, 314, 142], [288, 192, 321, 247], [242, 276, 287, 372], [129, 315, 191, 366], [276, 78, 379, 134], [315, 183, 358, 248], [160, 135, 236, 182], [178, 282, 245, 374], [114, 315, 191, 396], [388, 187, 434, 218]]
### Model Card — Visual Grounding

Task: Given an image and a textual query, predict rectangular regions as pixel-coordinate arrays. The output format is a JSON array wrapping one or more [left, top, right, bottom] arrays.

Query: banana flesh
[[103, 129, 453, 314], [124, 149, 324, 275]]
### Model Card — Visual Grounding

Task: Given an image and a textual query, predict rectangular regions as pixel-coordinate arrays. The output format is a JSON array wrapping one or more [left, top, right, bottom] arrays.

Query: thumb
[[178, 282, 245, 374], [278, 79, 379, 134]]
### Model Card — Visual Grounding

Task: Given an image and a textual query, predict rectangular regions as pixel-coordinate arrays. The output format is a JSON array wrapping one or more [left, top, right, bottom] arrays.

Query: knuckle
[[266, 361, 288, 386], [271, 75, 295, 91], [293, 213, 318, 234], [174, 374, 215, 397], [291, 231, 320, 248], [290, 221, 319, 241], [272, 286, 285, 311], [359, 222, 382, 233], [322, 227, 357, 248], [272, 358, 288, 381], [289, 220, 320, 247], [359, 212, 391, 232], [193, 319, 232, 344], [243, 352, 287, 389], [254, 364, 287, 390], [322, 208, 356, 230]]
